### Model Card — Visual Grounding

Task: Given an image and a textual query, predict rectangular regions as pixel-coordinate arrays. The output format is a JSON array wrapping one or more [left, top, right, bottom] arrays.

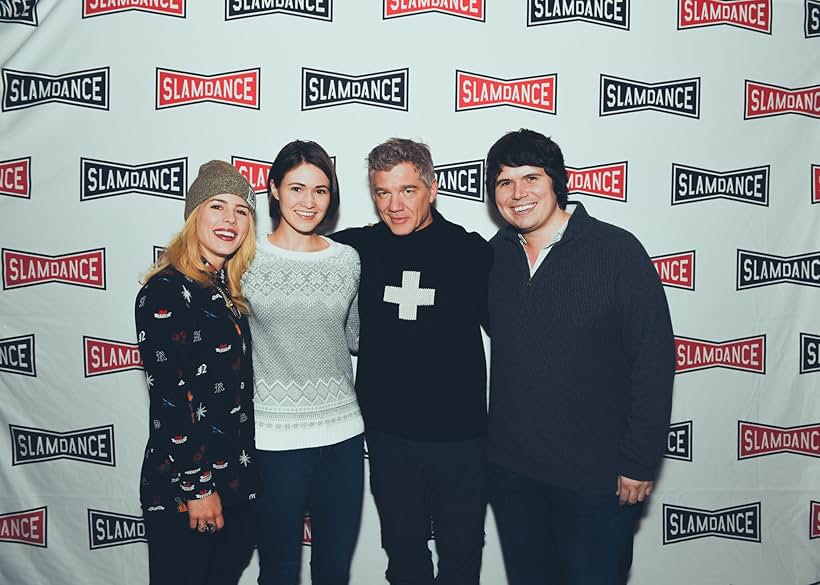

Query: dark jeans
[[145, 501, 255, 585], [366, 431, 487, 585], [255, 434, 364, 585], [488, 461, 644, 585]]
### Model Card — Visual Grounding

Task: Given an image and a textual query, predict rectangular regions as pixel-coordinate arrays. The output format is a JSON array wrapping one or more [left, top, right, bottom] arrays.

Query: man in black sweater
[[484, 129, 675, 585], [331, 138, 492, 585]]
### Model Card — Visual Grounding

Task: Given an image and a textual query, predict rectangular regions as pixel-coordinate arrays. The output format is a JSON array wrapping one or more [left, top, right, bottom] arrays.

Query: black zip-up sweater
[[331, 209, 492, 441], [487, 202, 675, 493]]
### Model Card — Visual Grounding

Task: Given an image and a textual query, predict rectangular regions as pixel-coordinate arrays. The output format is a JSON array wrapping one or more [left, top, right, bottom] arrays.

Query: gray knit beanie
[[184, 160, 256, 219]]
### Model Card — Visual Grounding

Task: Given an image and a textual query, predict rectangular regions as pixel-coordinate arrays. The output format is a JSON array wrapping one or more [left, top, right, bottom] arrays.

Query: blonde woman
[[135, 161, 258, 585]]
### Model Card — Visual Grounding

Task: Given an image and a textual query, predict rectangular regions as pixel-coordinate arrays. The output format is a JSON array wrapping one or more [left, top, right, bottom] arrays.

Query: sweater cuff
[[617, 456, 656, 482]]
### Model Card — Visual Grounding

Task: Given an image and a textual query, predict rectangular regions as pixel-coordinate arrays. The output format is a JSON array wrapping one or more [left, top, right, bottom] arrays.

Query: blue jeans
[[256, 434, 364, 585], [488, 461, 643, 585]]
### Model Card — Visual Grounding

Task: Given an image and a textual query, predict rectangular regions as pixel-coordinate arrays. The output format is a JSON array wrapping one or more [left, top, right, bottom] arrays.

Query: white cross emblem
[[383, 270, 435, 321]]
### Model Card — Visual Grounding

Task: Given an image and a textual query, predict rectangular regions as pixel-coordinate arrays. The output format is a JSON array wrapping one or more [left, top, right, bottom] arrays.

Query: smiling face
[[371, 162, 437, 236], [494, 164, 567, 243], [271, 163, 331, 237], [195, 193, 252, 269]]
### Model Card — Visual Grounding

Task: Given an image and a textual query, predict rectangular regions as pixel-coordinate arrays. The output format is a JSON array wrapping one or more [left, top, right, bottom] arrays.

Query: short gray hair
[[367, 138, 435, 189]]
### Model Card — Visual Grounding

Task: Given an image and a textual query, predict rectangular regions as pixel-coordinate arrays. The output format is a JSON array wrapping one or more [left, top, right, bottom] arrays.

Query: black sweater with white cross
[[331, 209, 492, 441]]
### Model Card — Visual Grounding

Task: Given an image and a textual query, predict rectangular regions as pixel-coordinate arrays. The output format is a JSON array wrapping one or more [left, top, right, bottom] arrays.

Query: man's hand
[[187, 492, 224, 532], [616, 475, 653, 506]]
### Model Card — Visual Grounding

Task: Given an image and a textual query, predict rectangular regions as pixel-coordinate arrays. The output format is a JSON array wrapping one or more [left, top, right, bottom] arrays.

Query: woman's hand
[[187, 492, 224, 533]]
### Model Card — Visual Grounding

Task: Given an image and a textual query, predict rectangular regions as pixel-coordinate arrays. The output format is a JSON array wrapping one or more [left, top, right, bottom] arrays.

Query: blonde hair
[[143, 205, 256, 314]]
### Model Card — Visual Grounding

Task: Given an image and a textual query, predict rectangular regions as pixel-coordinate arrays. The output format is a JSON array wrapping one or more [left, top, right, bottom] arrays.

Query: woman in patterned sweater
[[243, 140, 364, 585], [135, 160, 258, 585]]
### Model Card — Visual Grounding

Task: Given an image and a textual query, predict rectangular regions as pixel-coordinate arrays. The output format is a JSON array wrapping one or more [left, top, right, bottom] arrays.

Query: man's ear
[[429, 179, 438, 204]]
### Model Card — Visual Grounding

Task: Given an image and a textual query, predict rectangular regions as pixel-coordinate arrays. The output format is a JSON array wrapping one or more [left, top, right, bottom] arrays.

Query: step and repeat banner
[[1, 1, 819, 584]]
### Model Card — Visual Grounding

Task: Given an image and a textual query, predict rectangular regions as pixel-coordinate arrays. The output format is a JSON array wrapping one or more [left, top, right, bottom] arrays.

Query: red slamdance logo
[[83, 336, 143, 377], [738, 421, 820, 459], [678, 0, 771, 33], [232, 156, 273, 194], [156, 68, 260, 109], [812, 165, 819, 204], [652, 251, 695, 290], [2, 248, 105, 290], [384, 0, 485, 20], [675, 335, 765, 374], [566, 162, 627, 201], [812, 501, 820, 539], [745, 81, 820, 119], [302, 515, 311, 546], [0, 507, 46, 547], [456, 71, 556, 114], [83, 0, 186, 18], [0, 157, 30, 198]]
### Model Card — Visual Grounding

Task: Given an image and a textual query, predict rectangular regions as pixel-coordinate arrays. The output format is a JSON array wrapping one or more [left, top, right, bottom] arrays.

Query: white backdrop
[[1, 1, 819, 584]]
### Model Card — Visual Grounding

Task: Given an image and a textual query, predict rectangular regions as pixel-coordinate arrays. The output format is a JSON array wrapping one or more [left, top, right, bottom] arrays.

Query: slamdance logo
[[678, 0, 771, 33], [83, 0, 186, 17], [156, 68, 260, 109], [0, 507, 46, 547], [2, 248, 106, 290], [600, 75, 700, 118], [88, 510, 146, 550], [0, 0, 37, 25], [302, 68, 408, 111], [233, 156, 273, 194], [456, 71, 557, 114], [745, 81, 820, 119], [800, 333, 820, 374], [672, 164, 769, 206], [302, 514, 311, 545], [675, 335, 765, 374], [527, 0, 629, 29], [806, 0, 820, 37], [81, 158, 187, 201], [226, 0, 332, 20], [10, 424, 116, 466], [0, 157, 30, 199], [665, 421, 692, 461], [811, 501, 820, 539], [0, 334, 36, 377], [812, 164, 819, 204], [2, 67, 109, 111], [737, 249, 820, 290], [384, 0, 485, 20], [651, 251, 695, 290], [83, 336, 143, 378], [567, 161, 627, 201], [663, 503, 761, 544], [434, 160, 484, 202], [738, 421, 820, 459], [153, 246, 166, 263]]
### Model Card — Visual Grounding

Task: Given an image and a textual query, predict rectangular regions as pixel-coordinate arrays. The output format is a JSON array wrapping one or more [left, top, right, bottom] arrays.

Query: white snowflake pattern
[[195, 402, 207, 421], [145, 373, 155, 388], [239, 450, 251, 467], [242, 339, 247, 354], [181, 285, 192, 304]]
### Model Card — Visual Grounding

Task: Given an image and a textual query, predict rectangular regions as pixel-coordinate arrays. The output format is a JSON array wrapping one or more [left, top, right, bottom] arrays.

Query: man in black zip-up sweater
[[484, 129, 675, 585]]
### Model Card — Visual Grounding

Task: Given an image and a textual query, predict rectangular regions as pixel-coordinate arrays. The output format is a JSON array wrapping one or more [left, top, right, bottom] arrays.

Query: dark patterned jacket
[[134, 267, 256, 513]]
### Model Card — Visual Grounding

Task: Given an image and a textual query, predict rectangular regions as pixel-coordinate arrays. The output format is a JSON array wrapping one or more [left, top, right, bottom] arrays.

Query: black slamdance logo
[[665, 421, 693, 461], [737, 250, 820, 290], [10, 424, 115, 466], [226, 0, 332, 20], [801, 333, 820, 374], [672, 164, 768, 206], [80, 158, 187, 201], [528, 0, 629, 29], [663, 503, 761, 544], [302, 68, 408, 111], [434, 160, 484, 202], [0, 0, 37, 25], [600, 75, 700, 118], [0, 507, 46, 547], [88, 510, 146, 550], [806, 0, 820, 37], [153, 246, 166, 264], [83, 0, 186, 17], [2, 67, 109, 112], [0, 334, 36, 377]]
